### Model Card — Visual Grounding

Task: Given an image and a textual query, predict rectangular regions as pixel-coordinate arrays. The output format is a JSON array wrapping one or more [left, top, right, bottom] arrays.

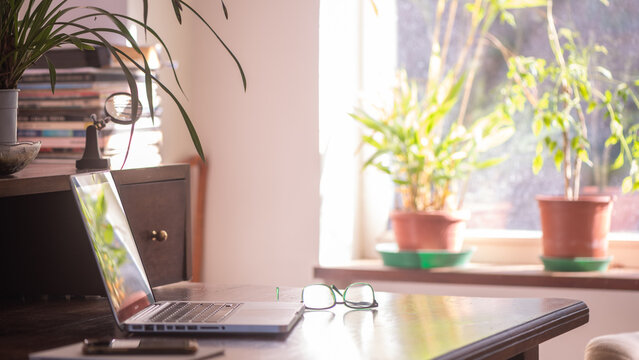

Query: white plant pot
[[0, 89, 19, 144]]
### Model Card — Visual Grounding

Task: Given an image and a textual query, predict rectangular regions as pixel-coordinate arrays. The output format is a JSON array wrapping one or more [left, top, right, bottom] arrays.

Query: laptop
[[70, 171, 304, 334]]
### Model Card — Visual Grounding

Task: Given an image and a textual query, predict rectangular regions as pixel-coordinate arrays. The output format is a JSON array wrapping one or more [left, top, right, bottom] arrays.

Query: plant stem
[[425, 0, 447, 98], [456, 36, 486, 125], [439, 0, 458, 83], [562, 129, 573, 199], [571, 85, 589, 199], [485, 33, 539, 107], [547, 0, 575, 199], [452, 0, 482, 81]]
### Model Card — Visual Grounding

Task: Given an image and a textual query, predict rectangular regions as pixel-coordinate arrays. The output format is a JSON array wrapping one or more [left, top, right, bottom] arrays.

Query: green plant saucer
[[376, 243, 421, 268], [540, 255, 613, 272], [376, 243, 475, 269], [417, 247, 476, 269]]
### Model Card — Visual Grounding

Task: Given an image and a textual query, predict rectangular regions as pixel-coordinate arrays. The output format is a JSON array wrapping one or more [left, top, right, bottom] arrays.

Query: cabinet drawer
[[118, 180, 188, 287], [0, 164, 191, 297]]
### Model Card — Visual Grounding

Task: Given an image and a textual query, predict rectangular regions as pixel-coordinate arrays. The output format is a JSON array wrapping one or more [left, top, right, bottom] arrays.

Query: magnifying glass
[[103, 92, 143, 126]]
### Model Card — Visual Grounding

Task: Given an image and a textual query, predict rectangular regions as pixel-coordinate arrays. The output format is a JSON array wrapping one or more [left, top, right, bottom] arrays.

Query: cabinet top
[[0, 160, 189, 198]]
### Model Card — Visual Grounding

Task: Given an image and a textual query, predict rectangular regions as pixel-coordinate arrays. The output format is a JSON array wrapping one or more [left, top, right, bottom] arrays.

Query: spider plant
[[0, 0, 246, 160]]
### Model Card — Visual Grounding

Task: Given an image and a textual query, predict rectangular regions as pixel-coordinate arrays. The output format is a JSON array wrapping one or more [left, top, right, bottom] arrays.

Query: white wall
[[147, 0, 320, 287]]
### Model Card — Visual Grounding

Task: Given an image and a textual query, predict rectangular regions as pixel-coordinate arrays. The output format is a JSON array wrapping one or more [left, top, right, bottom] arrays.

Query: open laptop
[[70, 171, 304, 334]]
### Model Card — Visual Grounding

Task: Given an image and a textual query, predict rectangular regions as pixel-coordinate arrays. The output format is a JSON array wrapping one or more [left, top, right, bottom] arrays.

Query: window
[[319, 0, 639, 265]]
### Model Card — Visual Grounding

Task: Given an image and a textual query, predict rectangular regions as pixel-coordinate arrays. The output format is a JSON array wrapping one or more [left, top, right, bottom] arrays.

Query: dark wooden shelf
[[0, 160, 189, 198], [314, 260, 639, 291]]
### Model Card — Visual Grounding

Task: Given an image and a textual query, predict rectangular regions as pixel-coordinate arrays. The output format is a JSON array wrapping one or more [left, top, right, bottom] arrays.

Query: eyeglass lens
[[344, 283, 375, 308], [302, 284, 335, 309], [302, 283, 375, 310]]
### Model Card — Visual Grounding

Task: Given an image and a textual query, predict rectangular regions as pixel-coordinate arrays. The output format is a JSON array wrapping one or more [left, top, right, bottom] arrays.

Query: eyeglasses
[[301, 282, 378, 310]]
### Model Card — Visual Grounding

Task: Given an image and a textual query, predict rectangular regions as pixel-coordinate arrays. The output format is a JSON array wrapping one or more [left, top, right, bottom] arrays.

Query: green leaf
[[222, 0, 229, 19], [501, 0, 547, 9], [611, 151, 625, 170], [571, 136, 580, 150], [587, 102, 596, 114], [554, 150, 564, 172], [475, 156, 507, 169], [577, 149, 591, 166], [596, 66, 612, 80], [532, 117, 543, 136], [594, 45, 608, 54], [45, 56, 56, 94], [605, 90, 613, 103], [172, 0, 183, 24], [143, 0, 149, 38], [533, 154, 543, 174], [622, 176, 633, 193]]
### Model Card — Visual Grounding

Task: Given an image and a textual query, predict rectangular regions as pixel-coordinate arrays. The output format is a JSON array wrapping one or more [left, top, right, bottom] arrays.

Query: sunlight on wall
[[319, 0, 397, 265]]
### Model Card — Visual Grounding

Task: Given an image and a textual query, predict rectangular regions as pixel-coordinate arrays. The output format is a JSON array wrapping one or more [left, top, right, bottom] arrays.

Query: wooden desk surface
[[1, 282, 588, 360]]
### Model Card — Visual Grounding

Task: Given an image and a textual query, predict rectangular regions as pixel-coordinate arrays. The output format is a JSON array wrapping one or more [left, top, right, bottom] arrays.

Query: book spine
[[17, 121, 91, 129], [18, 114, 95, 122], [18, 136, 106, 149], [19, 98, 102, 109], [18, 129, 86, 137], [20, 72, 144, 84], [31, 46, 112, 69], [19, 90, 102, 99]]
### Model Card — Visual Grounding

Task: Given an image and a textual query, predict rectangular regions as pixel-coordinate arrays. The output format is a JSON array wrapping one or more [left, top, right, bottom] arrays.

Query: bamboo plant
[[0, 0, 246, 160], [501, 0, 639, 199], [351, 0, 543, 212]]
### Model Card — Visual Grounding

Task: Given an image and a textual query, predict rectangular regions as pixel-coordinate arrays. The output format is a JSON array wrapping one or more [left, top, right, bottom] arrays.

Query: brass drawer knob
[[151, 230, 168, 242]]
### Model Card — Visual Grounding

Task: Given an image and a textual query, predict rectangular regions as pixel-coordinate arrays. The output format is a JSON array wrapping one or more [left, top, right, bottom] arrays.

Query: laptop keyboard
[[150, 302, 240, 323]]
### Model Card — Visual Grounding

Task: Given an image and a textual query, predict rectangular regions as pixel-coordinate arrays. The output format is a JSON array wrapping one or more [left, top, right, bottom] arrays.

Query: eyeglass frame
[[300, 282, 379, 310]]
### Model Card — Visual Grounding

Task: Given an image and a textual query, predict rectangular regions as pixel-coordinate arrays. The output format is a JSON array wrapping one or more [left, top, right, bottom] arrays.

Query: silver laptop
[[70, 171, 304, 334]]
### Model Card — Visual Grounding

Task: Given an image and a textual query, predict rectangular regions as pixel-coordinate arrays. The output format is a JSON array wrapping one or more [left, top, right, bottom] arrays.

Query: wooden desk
[[1, 282, 588, 360]]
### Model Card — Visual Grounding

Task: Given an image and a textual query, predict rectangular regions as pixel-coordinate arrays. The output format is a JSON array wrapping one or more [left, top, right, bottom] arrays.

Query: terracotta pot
[[537, 195, 614, 258], [390, 210, 469, 251]]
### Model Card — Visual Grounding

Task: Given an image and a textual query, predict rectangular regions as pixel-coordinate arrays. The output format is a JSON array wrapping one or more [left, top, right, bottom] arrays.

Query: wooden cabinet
[[0, 162, 191, 296]]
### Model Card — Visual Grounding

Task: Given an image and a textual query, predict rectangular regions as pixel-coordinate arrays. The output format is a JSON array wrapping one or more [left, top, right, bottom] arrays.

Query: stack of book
[[17, 46, 163, 168]]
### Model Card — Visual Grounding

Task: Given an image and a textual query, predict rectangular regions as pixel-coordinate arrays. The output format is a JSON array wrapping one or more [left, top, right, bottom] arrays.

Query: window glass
[[396, 0, 639, 232]]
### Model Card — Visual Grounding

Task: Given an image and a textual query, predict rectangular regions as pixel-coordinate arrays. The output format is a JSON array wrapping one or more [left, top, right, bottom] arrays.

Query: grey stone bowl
[[0, 141, 41, 176]]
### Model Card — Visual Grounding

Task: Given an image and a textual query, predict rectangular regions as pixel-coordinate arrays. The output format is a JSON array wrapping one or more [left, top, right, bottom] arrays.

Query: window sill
[[314, 261, 639, 291], [375, 229, 639, 268]]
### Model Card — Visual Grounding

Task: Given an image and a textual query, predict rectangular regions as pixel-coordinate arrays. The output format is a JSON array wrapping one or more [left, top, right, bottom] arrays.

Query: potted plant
[[350, 0, 539, 251], [502, 0, 639, 259], [352, 71, 513, 251], [0, 0, 245, 175]]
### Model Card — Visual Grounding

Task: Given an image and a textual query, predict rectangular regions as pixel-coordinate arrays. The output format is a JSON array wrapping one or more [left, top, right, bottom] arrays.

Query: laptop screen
[[70, 172, 154, 325]]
